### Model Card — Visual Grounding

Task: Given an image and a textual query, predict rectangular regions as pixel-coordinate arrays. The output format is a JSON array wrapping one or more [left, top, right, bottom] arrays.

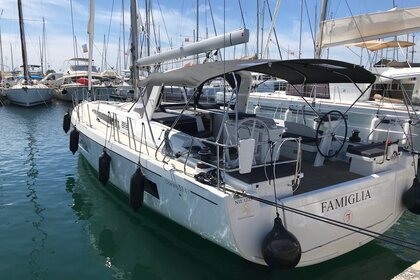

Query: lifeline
[[321, 190, 371, 213]]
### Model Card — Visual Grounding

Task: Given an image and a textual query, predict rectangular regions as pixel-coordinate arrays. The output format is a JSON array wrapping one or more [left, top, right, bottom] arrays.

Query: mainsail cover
[[319, 7, 420, 49]]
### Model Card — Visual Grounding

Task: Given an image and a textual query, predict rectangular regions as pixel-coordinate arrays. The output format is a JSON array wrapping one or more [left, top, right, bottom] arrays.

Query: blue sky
[[0, 0, 419, 72]]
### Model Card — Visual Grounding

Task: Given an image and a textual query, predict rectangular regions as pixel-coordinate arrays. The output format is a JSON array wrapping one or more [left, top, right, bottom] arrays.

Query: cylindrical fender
[[129, 167, 145, 212]]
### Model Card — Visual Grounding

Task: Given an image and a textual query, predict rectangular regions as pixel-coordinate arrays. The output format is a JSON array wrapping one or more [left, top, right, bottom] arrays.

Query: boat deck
[[294, 160, 362, 195]]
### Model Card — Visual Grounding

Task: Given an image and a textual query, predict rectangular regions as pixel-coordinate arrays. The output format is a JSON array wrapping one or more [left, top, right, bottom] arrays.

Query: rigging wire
[[237, 0, 248, 57], [156, 0, 172, 48], [303, 0, 316, 51], [344, 0, 373, 72], [265, 0, 282, 59], [105, 0, 116, 69], [150, 4, 159, 54]]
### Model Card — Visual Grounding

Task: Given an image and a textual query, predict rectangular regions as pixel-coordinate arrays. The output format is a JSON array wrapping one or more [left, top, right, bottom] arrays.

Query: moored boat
[[4, 0, 53, 107], [68, 59, 420, 268], [5, 83, 52, 107]]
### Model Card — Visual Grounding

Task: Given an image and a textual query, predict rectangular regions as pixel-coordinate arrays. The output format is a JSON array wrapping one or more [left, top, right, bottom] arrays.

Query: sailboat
[[5, 0, 52, 107], [64, 0, 420, 269], [68, 56, 420, 268]]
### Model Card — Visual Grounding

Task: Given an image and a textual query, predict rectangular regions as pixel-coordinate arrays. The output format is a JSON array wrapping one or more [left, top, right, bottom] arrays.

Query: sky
[[0, 0, 419, 73]]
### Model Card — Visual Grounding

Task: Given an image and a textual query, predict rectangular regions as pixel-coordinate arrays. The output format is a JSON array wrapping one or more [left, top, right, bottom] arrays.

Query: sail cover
[[319, 7, 420, 49]]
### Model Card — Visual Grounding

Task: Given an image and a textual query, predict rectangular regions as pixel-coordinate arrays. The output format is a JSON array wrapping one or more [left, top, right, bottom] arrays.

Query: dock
[[393, 261, 420, 280]]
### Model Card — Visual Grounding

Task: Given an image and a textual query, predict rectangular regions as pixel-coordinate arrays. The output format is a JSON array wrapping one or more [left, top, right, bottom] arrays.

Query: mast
[[298, 0, 303, 59], [87, 0, 95, 94], [10, 43, 14, 71], [260, 1, 265, 59], [122, 0, 127, 69], [264, 0, 281, 59], [17, 0, 30, 83], [196, 0, 199, 64], [42, 17, 46, 73], [256, 0, 259, 58], [145, 0, 150, 58], [411, 34, 415, 63], [117, 36, 121, 72], [207, 0, 221, 60], [102, 34, 106, 71], [130, 0, 139, 98], [70, 0, 77, 60], [314, 0, 328, 59], [0, 9, 4, 77], [39, 37, 43, 75]]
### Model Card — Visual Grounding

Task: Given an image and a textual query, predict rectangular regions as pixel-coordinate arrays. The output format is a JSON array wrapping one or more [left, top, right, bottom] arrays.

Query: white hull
[[72, 100, 415, 266], [5, 86, 53, 107]]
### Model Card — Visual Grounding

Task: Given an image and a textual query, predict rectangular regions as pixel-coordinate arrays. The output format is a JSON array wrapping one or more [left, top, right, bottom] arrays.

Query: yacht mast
[[314, 0, 328, 59], [260, 1, 265, 59], [17, 0, 30, 83], [122, 0, 127, 69], [298, 0, 303, 59], [42, 17, 46, 74], [87, 0, 95, 94], [70, 0, 77, 61], [256, 0, 259, 58], [145, 0, 150, 58], [10, 43, 14, 71], [0, 9, 4, 77], [130, 0, 139, 98], [39, 37, 43, 74], [196, 0, 199, 64]]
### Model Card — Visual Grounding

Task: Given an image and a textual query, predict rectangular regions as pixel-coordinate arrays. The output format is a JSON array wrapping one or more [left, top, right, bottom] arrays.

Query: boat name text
[[321, 190, 371, 213]]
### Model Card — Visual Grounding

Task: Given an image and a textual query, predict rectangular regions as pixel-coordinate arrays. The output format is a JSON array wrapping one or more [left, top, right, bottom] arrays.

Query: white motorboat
[[67, 59, 420, 268], [55, 58, 117, 103]]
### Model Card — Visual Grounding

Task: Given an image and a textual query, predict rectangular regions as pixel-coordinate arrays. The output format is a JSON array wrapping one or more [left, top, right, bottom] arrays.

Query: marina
[[1, 0, 420, 278]]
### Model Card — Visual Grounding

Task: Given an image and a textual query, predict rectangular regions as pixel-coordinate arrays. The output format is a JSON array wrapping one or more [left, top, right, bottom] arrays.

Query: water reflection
[[25, 131, 47, 279], [68, 156, 245, 279], [69, 156, 417, 280], [66, 176, 93, 221]]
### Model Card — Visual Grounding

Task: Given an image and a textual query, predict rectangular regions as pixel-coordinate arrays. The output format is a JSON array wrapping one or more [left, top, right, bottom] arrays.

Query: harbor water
[[0, 101, 419, 279]]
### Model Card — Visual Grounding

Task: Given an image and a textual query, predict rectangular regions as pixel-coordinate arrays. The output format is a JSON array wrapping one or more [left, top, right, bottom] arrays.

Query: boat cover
[[138, 59, 376, 88]]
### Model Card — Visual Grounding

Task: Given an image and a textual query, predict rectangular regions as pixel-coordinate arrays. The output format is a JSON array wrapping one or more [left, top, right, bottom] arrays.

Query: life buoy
[[129, 167, 145, 211]]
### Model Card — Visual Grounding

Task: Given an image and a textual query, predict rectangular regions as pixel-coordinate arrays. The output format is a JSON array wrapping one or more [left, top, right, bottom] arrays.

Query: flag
[[82, 44, 88, 53]]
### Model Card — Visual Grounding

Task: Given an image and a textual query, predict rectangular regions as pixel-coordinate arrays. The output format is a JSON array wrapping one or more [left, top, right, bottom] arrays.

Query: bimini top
[[138, 59, 376, 88]]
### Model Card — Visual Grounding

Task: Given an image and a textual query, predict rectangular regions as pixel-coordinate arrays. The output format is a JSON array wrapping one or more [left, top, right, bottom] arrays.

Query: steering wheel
[[315, 110, 348, 158]]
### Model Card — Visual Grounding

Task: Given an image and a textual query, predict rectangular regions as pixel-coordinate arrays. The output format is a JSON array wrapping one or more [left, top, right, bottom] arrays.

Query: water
[[0, 101, 419, 279]]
